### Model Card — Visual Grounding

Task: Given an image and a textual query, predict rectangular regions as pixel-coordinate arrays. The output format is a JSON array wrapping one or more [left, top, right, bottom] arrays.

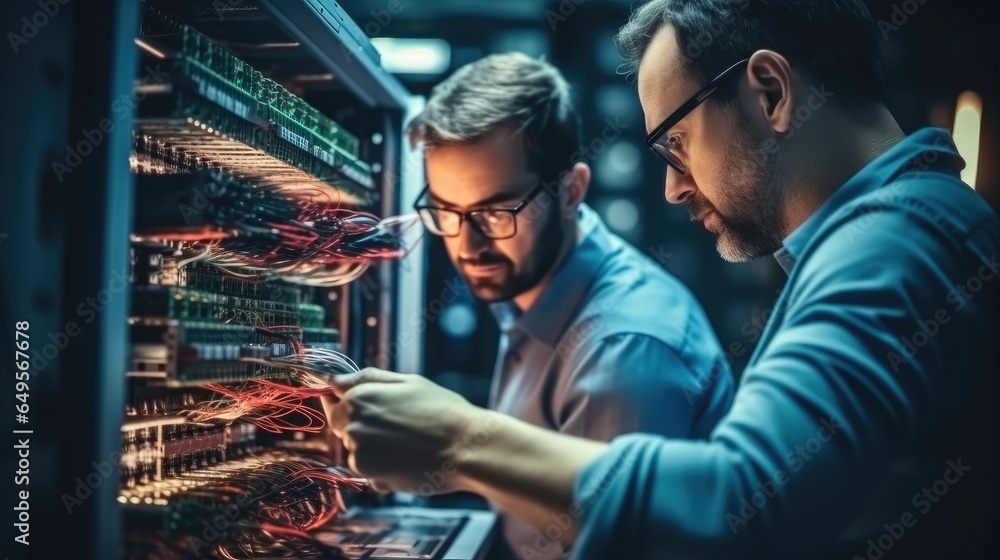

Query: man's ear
[[563, 162, 591, 218], [745, 50, 795, 135]]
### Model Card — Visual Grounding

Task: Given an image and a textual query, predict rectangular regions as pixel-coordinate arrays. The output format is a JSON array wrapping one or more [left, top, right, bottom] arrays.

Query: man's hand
[[322, 368, 497, 494], [323, 369, 607, 544]]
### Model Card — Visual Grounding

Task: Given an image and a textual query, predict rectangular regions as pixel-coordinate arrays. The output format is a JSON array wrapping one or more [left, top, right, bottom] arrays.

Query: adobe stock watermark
[[414, 411, 508, 497], [752, 84, 835, 159], [678, 0, 752, 64], [553, 245, 668, 363], [681, 288, 791, 405], [333, 0, 413, 67], [178, 179, 227, 224], [545, 0, 590, 31], [680, 358, 732, 405], [573, 116, 628, 165], [844, 131, 957, 244], [726, 416, 844, 533], [184, 477, 303, 555], [368, 277, 468, 369], [356, 0, 413, 38], [518, 447, 640, 560], [33, 265, 130, 373], [852, 458, 971, 560], [51, 63, 170, 183], [7, 0, 71, 54], [728, 288, 786, 363], [877, 0, 931, 41], [886, 253, 998, 373], [681, 287, 788, 403], [519, 116, 629, 226], [61, 450, 121, 514], [647, 244, 673, 268]]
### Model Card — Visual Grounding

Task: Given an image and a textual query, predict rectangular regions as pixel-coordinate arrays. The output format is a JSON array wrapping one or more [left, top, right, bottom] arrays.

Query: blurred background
[[339, 0, 999, 405]]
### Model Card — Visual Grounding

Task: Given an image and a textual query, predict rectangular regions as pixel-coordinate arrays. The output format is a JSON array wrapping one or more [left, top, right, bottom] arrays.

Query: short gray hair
[[407, 52, 581, 180]]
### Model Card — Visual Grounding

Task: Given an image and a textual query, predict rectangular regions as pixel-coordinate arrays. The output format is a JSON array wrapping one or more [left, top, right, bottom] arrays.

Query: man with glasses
[[381, 52, 733, 559], [325, 2, 997, 559]]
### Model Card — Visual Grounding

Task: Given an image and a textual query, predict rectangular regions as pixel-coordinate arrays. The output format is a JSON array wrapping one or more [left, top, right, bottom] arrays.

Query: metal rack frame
[[1, 1, 415, 557]]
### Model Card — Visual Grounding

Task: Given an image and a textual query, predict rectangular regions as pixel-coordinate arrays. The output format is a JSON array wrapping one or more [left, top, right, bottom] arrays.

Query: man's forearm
[[449, 409, 608, 543]]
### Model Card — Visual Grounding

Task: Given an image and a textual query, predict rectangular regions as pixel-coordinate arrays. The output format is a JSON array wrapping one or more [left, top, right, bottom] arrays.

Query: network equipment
[[1, 0, 489, 554], [99, 2, 495, 559]]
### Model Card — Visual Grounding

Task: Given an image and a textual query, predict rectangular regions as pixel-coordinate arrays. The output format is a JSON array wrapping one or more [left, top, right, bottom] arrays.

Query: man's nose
[[457, 220, 492, 261], [664, 168, 696, 205]]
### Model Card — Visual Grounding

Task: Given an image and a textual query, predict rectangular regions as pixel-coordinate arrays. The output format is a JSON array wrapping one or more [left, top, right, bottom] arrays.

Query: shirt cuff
[[569, 434, 653, 559]]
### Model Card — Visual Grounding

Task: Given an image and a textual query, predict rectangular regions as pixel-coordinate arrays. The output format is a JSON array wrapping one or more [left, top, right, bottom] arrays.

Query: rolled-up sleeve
[[568, 209, 994, 559]]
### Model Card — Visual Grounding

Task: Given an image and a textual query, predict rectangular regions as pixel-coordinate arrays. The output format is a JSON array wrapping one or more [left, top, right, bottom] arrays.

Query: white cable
[[176, 245, 214, 269]]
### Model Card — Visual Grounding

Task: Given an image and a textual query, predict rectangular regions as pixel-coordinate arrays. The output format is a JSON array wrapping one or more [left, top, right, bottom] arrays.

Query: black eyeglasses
[[645, 58, 750, 175], [413, 182, 549, 239]]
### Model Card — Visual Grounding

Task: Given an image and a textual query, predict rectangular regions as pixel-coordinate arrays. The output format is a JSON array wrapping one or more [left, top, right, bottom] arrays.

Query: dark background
[[0, 1, 994, 558], [339, 0, 1000, 404]]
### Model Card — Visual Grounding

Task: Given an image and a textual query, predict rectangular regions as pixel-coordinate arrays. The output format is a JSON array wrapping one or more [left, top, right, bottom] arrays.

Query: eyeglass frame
[[412, 181, 551, 240], [644, 58, 751, 175]]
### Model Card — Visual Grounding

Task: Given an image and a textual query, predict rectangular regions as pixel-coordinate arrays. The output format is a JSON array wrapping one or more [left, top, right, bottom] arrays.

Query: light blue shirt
[[489, 204, 735, 560], [570, 128, 1000, 559]]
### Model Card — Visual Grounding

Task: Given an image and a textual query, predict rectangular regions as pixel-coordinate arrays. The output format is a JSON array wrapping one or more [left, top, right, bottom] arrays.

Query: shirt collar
[[773, 128, 964, 274], [490, 203, 616, 347]]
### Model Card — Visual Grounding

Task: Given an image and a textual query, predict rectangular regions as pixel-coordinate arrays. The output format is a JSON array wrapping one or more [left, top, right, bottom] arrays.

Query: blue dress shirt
[[569, 128, 1000, 560], [489, 204, 735, 560]]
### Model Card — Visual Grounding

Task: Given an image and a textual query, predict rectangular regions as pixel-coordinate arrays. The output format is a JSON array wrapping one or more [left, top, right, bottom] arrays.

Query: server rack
[[1, 1, 440, 558]]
